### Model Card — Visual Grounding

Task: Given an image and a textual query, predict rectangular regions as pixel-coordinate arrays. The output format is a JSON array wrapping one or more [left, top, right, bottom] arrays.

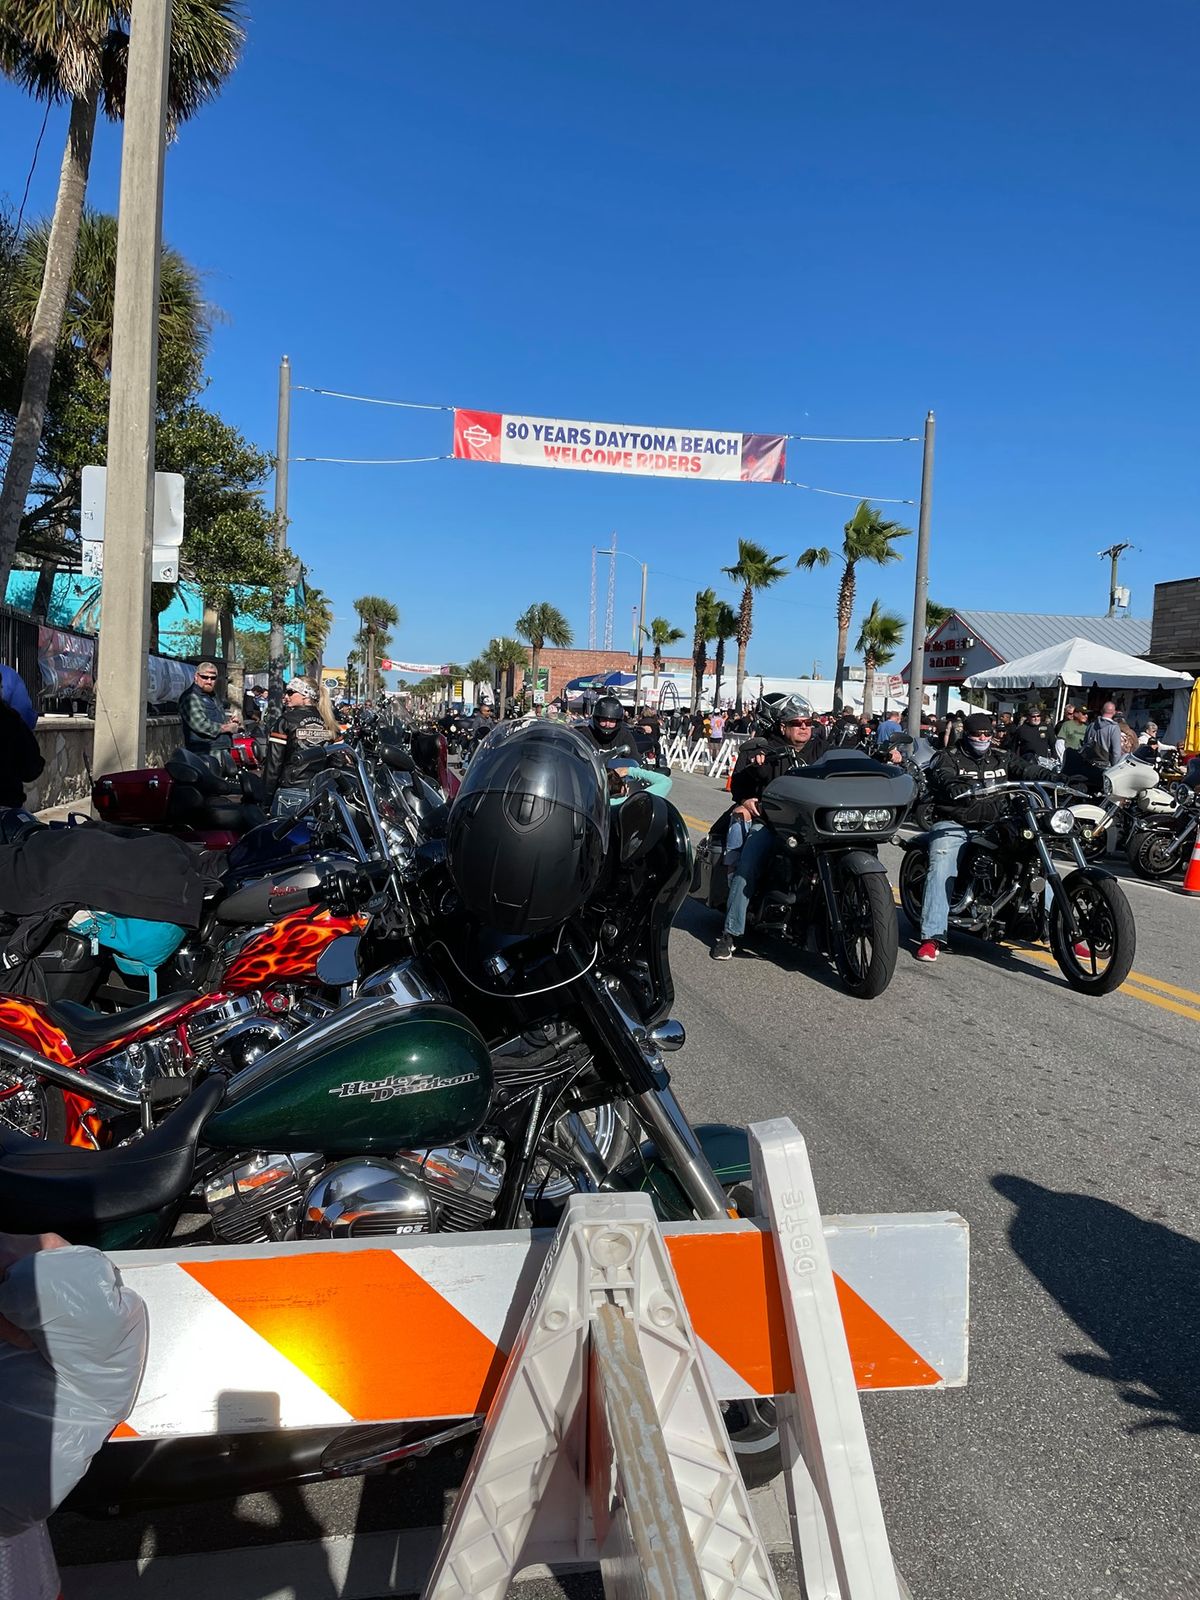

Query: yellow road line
[[680, 812, 710, 834], [1117, 969, 1200, 1006]]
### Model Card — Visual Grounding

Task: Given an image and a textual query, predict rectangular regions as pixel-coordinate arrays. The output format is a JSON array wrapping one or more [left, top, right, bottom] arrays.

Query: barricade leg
[[749, 1119, 902, 1600], [422, 1191, 780, 1600]]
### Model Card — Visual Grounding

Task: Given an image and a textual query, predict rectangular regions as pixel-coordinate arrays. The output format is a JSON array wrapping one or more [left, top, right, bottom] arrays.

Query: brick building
[[538, 646, 699, 703]]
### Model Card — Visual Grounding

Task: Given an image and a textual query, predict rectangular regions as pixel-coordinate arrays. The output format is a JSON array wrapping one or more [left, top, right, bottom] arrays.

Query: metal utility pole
[[92, 0, 172, 778], [906, 411, 936, 739], [633, 561, 648, 713], [268, 355, 291, 719], [1098, 542, 1132, 617], [588, 546, 597, 650]]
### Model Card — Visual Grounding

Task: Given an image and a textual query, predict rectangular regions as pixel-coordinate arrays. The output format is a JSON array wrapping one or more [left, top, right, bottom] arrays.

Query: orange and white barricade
[[105, 1118, 968, 1597]]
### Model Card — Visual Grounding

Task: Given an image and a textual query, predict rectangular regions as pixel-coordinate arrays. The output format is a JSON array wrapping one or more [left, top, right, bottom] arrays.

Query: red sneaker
[[1073, 941, 1093, 961], [915, 940, 939, 963]]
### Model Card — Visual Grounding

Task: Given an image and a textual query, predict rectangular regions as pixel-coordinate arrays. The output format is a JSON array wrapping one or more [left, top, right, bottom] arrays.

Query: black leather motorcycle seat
[[0, 1074, 224, 1234], [45, 990, 201, 1053]]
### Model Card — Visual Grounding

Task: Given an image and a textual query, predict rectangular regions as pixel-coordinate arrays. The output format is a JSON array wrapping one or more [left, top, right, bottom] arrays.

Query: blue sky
[[3, 0, 1197, 678]]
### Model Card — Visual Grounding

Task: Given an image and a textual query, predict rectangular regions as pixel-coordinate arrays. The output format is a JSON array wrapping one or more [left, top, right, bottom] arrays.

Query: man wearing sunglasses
[[711, 696, 821, 959], [179, 658, 237, 755]]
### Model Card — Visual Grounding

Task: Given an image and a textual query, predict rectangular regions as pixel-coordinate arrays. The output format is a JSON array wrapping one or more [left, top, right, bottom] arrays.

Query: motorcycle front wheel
[[0, 1072, 67, 1143], [1048, 871, 1136, 994], [1128, 825, 1189, 881], [832, 863, 898, 1000]]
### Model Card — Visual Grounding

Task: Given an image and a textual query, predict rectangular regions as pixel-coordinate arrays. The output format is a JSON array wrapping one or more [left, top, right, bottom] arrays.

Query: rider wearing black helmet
[[581, 695, 639, 761], [712, 696, 822, 959]]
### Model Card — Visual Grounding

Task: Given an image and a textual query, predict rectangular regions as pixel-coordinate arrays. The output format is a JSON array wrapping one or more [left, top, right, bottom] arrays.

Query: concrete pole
[[633, 561, 648, 713], [906, 411, 936, 739], [92, 0, 172, 778], [268, 355, 291, 720]]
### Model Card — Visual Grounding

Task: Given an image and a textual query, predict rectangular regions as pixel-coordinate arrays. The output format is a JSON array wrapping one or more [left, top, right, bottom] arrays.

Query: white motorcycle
[[1067, 753, 1177, 861]]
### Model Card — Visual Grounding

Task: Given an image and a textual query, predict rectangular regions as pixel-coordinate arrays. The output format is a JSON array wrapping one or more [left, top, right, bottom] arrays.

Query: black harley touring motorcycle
[[690, 748, 915, 998]]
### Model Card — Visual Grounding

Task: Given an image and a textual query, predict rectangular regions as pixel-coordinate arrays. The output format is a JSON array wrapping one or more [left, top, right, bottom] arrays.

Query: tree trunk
[[691, 635, 705, 712], [714, 638, 726, 708], [31, 557, 57, 621], [734, 587, 752, 711], [220, 605, 243, 708], [833, 563, 855, 712], [201, 602, 218, 660], [529, 643, 540, 707], [0, 93, 98, 591]]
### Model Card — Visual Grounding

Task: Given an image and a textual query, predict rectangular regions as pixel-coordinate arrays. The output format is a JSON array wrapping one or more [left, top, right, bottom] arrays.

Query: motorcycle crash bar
[[104, 1117, 966, 1599]]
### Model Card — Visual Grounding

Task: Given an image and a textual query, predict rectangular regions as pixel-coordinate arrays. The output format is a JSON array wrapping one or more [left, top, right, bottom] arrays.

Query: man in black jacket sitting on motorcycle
[[914, 711, 1043, 963], [711, 697, 822, 960]]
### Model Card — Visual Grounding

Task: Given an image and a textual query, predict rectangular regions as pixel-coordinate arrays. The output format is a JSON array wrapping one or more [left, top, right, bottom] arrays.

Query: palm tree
[[691, 587, 717, 712], [646, 616, 685, 704], [796, 501, 912, 713], [465, 654, 491, 709], [925, 598, 953, 635], [855, 600, 906, 719], [301, 580, 333, 678], [711, 601, 737, 710], [482, 636, 528, 717], [720, 538, 789, 711], [0, 0, 246, 590], [514, 601, 572, 706], [353, 594, 399, 697]]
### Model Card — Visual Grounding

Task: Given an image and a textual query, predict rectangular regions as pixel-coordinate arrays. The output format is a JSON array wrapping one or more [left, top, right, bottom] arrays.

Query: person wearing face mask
[[914, 711, 1039, 963]]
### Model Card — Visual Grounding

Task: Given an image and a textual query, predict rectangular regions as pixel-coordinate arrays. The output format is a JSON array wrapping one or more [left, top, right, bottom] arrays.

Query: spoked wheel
[[1129, 826, 1190, 881], [0, 1071, 67, 1143], [1049, 871, 1136, 994], [833, 866, 898, 999], [897, 846, 928, 935]]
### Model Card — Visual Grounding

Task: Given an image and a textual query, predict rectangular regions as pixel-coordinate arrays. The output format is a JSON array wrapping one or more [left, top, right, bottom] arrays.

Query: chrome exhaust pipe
[[0, 1038, 140, 1109]]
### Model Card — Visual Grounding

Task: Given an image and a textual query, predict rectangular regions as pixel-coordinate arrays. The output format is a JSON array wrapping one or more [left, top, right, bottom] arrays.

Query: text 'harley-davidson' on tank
[[691, 747, 916, 998]]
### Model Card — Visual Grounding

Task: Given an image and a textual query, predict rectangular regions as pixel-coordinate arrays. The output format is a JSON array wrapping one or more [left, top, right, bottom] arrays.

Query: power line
[[15, 102, 52, 234], [787, 434, 919, 444], [290, 453, 452, 464], [784, 480, 915, 504], [292, 385, 452, 412]]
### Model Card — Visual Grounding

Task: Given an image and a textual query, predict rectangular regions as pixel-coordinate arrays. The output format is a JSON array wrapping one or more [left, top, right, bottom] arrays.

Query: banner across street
[[453, 407, 787, 483]]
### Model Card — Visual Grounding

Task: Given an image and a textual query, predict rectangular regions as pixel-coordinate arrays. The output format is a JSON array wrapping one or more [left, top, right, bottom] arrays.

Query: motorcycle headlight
[[829, 807, 893, 832], [1047, 807, 1075, 835], [861, 807, 894, 829], [830, 808, 864, 831]]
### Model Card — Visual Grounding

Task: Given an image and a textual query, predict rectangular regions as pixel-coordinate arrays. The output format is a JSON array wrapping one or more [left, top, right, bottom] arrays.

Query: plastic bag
[[0, 1245, 147, 1536]]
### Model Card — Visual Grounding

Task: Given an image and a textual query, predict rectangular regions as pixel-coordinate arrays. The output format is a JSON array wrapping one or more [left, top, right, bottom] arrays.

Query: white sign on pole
[[80, 464, 185, 585]]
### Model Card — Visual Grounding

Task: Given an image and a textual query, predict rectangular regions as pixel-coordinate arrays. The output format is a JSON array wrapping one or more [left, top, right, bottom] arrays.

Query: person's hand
[[0, 1231, 69, 1349], [220, 720, 237, 734]]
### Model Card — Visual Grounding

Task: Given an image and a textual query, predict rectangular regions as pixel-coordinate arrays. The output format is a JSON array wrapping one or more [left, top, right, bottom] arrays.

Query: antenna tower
[[603, 533, 617, 649], [588, 547, 597, 650]]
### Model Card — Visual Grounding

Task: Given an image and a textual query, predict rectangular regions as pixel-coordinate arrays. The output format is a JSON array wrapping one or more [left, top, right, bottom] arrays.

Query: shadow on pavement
[[992, 1174, 1200, 1434]]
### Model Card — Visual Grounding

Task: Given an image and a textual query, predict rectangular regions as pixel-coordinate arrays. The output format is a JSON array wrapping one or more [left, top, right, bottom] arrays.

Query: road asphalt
[[53, 767, 1200, 1599]]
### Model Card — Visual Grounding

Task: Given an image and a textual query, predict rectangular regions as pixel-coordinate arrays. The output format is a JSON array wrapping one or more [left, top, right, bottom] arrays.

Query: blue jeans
[[723, 822, 777, 939], [919, 821, 968, 941]]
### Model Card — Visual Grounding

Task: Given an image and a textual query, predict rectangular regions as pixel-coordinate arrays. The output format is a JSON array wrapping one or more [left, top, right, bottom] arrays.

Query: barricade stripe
[[665, 1232, 942, 1392], [182, 1251, 508, 1424]]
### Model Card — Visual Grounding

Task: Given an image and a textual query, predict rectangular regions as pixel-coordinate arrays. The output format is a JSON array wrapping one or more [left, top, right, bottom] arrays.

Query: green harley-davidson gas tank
[[204, 995, 493, 1155]]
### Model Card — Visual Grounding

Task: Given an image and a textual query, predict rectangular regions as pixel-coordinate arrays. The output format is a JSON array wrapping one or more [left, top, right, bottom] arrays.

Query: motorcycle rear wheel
[[833, 866, 898, 999], [0, 1072, 66, 1143], [1049, 872, 1136, 994]]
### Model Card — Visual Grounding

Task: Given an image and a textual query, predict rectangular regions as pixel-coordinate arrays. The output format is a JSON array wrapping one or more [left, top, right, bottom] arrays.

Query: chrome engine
[[205, 1141, 505, 1244]]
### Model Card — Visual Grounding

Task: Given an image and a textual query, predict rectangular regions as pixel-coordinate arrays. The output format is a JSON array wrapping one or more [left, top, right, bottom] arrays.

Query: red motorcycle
[[92, 738, 267, 848], [0, 893, 369, 1149]]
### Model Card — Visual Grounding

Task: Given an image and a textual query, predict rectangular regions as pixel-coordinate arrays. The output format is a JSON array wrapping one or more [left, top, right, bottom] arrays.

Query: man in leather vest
[[915, 711, 1028, 963]]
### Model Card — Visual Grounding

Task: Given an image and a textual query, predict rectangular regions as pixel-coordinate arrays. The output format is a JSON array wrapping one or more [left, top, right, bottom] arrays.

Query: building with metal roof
[[902, 609, 1152, 710]]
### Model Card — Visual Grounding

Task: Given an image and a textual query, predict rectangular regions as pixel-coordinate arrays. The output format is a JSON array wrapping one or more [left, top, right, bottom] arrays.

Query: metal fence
[[0, 603, 41, 708]]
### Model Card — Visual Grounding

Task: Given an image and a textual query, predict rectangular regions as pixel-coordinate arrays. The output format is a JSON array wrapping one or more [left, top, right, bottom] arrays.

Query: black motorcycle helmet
[[755, 692, 813, 737], [590, 695, 627, 748], [446, 721, 609, 935]]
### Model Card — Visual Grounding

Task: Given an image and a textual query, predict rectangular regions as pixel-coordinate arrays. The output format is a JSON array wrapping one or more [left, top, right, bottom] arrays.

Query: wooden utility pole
[[1098, 542, 1132, 617], [906, 411, 936, 738], [92, 0, 172, 777]]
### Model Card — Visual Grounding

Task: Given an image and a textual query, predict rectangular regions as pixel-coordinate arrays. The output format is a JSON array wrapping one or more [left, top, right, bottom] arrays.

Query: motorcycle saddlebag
[[92, 769, 174, 825], [13, 928, 100, 1003]]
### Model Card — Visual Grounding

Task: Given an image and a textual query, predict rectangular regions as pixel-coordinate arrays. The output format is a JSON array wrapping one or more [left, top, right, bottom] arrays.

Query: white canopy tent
[[963, 636, 1194, 733]]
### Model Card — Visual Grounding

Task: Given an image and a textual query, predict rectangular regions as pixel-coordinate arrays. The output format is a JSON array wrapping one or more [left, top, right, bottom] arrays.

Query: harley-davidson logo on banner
[[453, 409, 786, 484]]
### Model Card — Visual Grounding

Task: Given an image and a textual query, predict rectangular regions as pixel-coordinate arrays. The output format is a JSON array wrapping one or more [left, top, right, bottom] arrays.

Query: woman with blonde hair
[[264, 675, 338, 813]]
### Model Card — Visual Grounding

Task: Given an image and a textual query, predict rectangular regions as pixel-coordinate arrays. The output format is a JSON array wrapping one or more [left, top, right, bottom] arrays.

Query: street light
[[597, 547, 648, 714]]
